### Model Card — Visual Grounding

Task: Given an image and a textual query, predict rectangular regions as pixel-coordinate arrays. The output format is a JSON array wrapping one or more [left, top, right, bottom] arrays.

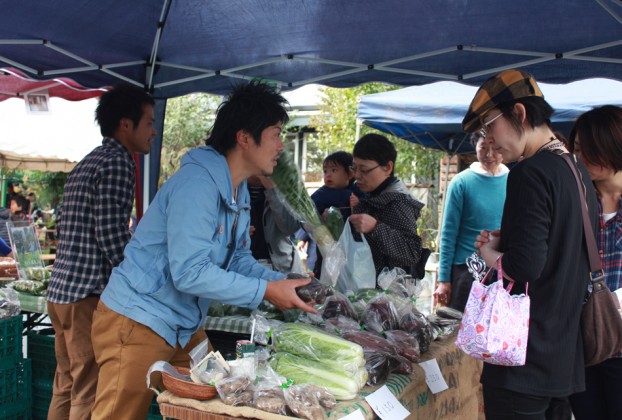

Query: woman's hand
[[348, 213, 377, 234], [349, 193, 360, 209], [475, 229, 502, 267], [433, 282, 452, 307]]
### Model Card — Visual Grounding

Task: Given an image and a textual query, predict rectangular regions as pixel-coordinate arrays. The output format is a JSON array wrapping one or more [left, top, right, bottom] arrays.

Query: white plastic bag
[[335, 220, 376, 294]]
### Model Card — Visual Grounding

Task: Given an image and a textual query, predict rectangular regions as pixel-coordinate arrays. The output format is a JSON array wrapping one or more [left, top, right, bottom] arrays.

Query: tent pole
[[435, 151, 453, 253]]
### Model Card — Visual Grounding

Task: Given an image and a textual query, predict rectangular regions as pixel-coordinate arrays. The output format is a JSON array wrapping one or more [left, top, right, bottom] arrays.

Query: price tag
[[418, 359, 449, 394], [364, 385, 410, 420], [338, 409, 366, 420]]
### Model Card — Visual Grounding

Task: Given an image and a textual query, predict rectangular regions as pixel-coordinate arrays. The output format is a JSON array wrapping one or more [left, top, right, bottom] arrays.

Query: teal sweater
[[438, 166, 507, 282]]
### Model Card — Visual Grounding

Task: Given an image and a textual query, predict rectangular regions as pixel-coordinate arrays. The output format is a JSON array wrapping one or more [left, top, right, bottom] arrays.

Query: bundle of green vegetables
[[271, 352, 366, 401], [271, 150, 335, 250], [272, 323, 365, 374]]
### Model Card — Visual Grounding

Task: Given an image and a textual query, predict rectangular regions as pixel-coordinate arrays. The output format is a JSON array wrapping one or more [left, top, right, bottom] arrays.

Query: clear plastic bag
[[334, 221, 376, 295]]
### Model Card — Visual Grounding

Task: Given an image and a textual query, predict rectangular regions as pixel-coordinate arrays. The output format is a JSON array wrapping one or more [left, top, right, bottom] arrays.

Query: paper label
[[338, 409, 366, 420], [364, 385, 410, 420], [418, 359, 449, 394]]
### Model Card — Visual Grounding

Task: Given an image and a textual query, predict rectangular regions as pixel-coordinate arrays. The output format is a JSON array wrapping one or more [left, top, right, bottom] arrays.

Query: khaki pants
[[47, 296, 100, 420], [91, 301, 207, 420]]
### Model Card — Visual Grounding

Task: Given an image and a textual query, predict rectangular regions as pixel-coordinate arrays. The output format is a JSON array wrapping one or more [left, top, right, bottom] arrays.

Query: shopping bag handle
[[480, 255, 528, 296]]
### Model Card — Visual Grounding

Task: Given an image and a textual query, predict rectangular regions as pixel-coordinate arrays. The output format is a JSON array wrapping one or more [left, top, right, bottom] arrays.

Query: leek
[[271, 352, 365, 400]]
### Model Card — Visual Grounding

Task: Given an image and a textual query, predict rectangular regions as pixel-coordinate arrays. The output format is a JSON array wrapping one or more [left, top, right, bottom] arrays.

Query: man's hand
[[264, 278, 318, 314]]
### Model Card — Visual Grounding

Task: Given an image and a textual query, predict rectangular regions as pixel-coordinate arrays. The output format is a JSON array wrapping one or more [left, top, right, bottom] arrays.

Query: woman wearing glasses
[[348, 133, 429, 280], [469, 69, 598, 419]]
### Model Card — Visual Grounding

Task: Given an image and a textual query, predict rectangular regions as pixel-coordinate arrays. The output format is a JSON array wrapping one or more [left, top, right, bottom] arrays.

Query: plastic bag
[[335, 221, 376, 295], [0, 288, 21, 319]]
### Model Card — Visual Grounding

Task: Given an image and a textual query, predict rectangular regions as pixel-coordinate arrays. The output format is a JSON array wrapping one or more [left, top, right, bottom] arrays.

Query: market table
[[17, 290, 50, 333], [157, 335, 484, 420]]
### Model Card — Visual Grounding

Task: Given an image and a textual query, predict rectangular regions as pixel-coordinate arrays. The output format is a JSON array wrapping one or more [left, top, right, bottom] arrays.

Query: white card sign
[[418, 359, 449, 394], [364, 385, 410, 420]]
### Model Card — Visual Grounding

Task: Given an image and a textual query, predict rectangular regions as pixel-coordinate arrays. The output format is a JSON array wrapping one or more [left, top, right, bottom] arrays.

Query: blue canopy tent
[[358, 78, 622, 154], [1, 0, 621, 211]]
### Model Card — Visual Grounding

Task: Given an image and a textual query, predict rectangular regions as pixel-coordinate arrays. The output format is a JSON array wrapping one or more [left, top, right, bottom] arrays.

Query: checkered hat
[[462, 69, 544, 132]]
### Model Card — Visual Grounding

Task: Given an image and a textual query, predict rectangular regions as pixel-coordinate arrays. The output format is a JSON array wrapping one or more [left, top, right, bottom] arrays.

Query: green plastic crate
[[0, 398, 32, 420], [0, 359, 31, 406], [27, 329, 56, 380], [0, 315, 23, 364], [147, 395, 162, 420]]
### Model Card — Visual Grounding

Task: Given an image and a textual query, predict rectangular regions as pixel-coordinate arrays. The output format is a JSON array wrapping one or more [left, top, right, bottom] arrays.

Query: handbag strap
[[559, 153, 603, 277]]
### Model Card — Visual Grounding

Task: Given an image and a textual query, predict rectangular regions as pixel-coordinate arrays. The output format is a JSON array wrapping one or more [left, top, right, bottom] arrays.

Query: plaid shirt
[[599, 196, 622, 357], [47, 137, 135, 304]]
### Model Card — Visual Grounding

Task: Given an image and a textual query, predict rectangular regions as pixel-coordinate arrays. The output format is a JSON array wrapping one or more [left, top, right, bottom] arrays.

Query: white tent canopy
[[0, 97, 101, 172]]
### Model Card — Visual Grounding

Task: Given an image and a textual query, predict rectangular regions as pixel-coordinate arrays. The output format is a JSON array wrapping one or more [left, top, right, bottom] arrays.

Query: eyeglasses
[[478, 112, 504, 138], [349, 164, 380, 176]]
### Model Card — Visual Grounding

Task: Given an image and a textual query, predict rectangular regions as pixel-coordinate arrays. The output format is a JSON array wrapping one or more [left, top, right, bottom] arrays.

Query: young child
[[296, 151, 362, 276]]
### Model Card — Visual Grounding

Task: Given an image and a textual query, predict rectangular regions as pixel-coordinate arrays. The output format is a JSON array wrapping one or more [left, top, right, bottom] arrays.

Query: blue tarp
[[1, 0, 621, 199], [358, 79, 622, 154]]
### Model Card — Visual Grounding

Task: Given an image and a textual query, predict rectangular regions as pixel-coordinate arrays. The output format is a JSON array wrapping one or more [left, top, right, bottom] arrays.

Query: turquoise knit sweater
[[438, 165, 507, 282]]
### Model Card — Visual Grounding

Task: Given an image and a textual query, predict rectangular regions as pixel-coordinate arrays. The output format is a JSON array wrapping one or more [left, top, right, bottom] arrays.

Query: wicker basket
[[162, 367, 218, 401]]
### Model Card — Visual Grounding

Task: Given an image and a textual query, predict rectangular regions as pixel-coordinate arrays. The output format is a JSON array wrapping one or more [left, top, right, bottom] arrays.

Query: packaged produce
[[325, 206, 345, 241], [397, 301, 433, 354], [215, 375, 253, 406], [384, 329, 421, 362], [272, 322, 365, 373], [270, 352, 365, 400], [283, 383, 337, 420], [360, 294, 400, 333], [253, 388, 287, 415], [295, 277, 334, 305], [11, 279, 47, 296], [0, 287, 20, 319], [321, 292, 358, 321]]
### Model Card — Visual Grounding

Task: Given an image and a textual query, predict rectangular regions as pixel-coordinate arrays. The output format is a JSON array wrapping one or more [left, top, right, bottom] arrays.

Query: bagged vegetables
[[272, 323, 365, 374], [360, 294, 400, 334], [270, 352, 365, 400], [283, 383, 336, 420], [321, 292, 358, 321]]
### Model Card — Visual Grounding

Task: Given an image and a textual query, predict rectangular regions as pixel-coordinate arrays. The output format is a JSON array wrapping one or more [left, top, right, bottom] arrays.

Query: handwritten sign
[[419, 359, 449, 394], [365, 385, 410, 420]]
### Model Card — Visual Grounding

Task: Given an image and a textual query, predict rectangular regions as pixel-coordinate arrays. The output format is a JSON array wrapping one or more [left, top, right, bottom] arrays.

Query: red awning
[[0, 68, 106, 102]]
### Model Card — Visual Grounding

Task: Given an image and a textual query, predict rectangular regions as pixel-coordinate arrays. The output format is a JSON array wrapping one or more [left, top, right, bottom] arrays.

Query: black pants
[[449, 264, 473, 313], [569, 357, 622, 420], [484, 386, 571, 420]]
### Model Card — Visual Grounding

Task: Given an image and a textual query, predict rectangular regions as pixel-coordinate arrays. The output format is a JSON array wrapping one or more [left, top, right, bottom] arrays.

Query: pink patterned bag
[[455, 257, 530, 366]]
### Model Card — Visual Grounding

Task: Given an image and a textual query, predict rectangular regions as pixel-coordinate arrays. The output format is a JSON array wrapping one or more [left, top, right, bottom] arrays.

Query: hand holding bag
[[335, 220, 376, 294], [560, 153, 622, 366], [455, 256, 531, 366]]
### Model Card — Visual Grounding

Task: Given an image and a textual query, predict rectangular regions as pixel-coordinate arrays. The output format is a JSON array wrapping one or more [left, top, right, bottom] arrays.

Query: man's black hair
[[95, 83, 155, 138], [206, 80, 289, 154]]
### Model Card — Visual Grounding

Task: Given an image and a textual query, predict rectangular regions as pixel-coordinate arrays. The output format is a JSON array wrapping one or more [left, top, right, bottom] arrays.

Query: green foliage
[[160, 93, 221, 184], [308, 84, 442, 185], [4, 169, 67, 210]]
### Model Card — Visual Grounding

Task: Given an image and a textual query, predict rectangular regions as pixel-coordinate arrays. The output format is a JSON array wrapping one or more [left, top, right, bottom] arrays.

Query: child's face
[[323, 161, 351, 189]]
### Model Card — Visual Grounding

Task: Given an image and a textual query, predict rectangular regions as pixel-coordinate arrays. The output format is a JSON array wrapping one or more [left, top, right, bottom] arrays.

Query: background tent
[[358, 78, 622, 154], [0, 97, 101, 172], [1, 0, 621, 205]]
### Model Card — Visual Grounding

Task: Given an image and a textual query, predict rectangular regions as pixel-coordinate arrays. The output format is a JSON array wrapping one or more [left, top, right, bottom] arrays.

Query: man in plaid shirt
[[46, 83, 156, 420]]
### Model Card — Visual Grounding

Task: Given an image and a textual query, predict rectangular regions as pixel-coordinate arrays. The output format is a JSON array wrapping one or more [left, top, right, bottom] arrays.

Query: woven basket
[[162, 367, 218, 401]]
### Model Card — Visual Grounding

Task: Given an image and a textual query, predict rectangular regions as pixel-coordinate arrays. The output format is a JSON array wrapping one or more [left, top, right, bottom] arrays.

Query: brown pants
[[47, 296, 101, 420], [91, 301, 207, 420]]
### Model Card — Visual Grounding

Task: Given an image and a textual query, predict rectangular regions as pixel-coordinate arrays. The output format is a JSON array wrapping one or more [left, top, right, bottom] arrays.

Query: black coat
[[481, 151, 599, 397]]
